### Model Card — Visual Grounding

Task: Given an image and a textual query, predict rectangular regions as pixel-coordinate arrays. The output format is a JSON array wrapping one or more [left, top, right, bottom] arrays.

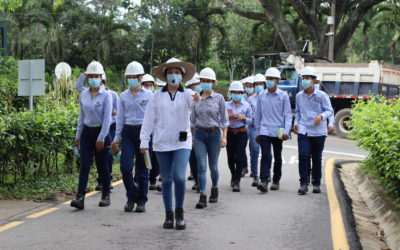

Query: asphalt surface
[[0, 135, 367, 250]]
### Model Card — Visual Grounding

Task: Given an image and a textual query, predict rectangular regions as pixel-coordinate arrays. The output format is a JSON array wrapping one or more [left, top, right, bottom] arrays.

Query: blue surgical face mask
[[245, 87, 254, 94], [231, 94, 242, 102], [89, 78, 101, 88], [167, 74, 182, 86], [302, 79, 311, 89], [194, 85, 202, 93], [314, 84, 320, 91], [127, 79, 139, 88], [255, 85, 264, 93], [266, 80, 275, 89], [200, 82, 212, 92]]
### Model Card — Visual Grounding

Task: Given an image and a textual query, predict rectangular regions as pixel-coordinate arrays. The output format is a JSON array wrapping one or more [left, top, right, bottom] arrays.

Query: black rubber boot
[[175, 208, 186, 230], [232, 181, 241, 192], [209, 187, 218, 203], [70, 193, 85, 210], [195, 194, 207, 209], [313, 185, 321, 193], [99, 193, 110, 207], [163, 211, 174, 229]]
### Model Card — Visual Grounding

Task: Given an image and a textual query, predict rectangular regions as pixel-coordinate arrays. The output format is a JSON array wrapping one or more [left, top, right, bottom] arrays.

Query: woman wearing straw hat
[[140, 58, 199, 230]]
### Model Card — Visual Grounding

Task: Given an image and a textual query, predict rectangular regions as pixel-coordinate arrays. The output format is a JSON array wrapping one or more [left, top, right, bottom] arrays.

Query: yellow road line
[[26, 207, 59, 219], [62, 179, 124, 205], [0, 221, 24, 232], [325, 158, 350, 250]]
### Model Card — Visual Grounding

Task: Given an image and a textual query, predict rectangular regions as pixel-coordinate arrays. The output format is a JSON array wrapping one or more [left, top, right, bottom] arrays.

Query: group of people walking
[[71, 58, 334, 230]]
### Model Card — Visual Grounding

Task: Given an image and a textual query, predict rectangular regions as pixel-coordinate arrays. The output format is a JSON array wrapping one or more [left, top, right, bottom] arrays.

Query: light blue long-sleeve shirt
[[76, 87, 112, 142], [225, 100, 252, 128], [76, 74, 119, 124], [254, 88, 292, 137], [114, 88, 153, 142], [294, 89, 334, 136]]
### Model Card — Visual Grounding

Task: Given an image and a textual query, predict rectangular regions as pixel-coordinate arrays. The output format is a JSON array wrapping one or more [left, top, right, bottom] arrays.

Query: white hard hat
[[241, 76, 254, 84], [142, 74, 155, 83], [253, 73, 266, 82], [265, 67, 281, 79], [85, 61, 105, 75], [185, 73, 200, 87], [125, 61, 145, 76], [301, 66, 317, 78], [156, 78, 166, 87], [199, 67, 216, 81], [229, 81, 244, 92]]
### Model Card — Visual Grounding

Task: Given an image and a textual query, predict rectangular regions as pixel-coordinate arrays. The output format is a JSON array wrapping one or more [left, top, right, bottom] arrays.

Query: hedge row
[[350, 97, 400, 204]]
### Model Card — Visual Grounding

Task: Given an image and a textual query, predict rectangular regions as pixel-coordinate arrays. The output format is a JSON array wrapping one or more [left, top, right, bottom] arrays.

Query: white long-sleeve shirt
[[140, 85, 194, 152]]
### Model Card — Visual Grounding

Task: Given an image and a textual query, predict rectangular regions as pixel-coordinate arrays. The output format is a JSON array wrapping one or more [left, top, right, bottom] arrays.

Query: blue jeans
[[155, 149, 191, 212], [193, 130, 221, 193], [120, 126, 148, 205], [298, 134, 326, 185], [259, 136, 283, 183], [79, 126, 111, 195], [226, 131, 248, 182], [247, 126, 260, 176]]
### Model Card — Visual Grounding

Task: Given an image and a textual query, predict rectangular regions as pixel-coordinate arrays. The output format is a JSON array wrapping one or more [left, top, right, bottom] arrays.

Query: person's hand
[[314, 114, 323, 126], [220, 137, 227, 147], [236, 114, 246, 121], [228, 114, 237, 119], [111, 142, 120, 154], [293, 125, 299, 134], [281, 134, 289, 141], [75, 138, 80, 148], [112, 110, 117, 116], [256, 136, 261, 144], [192, 92, 200, 103], [140, 148, 148, 154], [328, 126, 334, 134], [95, 141, 104, 152]]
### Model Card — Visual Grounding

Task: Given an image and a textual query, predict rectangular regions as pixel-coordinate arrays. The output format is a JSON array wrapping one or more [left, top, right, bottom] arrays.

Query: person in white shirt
[[140, 58, 200, 230]]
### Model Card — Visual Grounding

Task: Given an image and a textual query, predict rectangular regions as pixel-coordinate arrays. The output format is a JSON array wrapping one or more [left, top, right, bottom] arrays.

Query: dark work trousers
[[226, 131, 248, 183], [259, 135, 283, 184], [298, 134, 326, 186], [189, 147, 198, 181], [78, 126, 111, 195], [148, 137, 160, 185], [96, 122, 115, 185], [120, 126, 148, 205]]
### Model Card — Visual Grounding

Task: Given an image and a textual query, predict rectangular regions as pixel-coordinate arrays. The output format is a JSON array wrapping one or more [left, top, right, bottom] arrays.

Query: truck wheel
[[334, 108, 352, 139]]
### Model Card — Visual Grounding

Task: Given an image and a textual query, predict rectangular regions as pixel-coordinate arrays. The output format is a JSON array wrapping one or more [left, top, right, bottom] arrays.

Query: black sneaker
[[135, 204, 146, 212], [188, 175, 194, 181], [313, 185, 321, 193], [251, 176, 259, 187], [149, 183, 157, 190], [124, 200, 135, 212], [298, 185, 309, 195], [270, 182, 280, 191], [257, 182, 268, 193], [232, 182, 241, 192]]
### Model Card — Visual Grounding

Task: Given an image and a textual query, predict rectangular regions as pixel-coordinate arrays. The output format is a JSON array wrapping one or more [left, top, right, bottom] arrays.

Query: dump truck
[[252, 53, 400, 138]]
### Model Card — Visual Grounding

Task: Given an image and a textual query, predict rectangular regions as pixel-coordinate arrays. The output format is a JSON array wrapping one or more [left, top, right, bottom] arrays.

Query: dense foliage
[[350, 98, 400, 204]]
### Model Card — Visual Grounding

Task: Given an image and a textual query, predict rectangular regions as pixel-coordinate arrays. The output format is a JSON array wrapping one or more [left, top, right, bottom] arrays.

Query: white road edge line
[[282, 145, 366, 158]]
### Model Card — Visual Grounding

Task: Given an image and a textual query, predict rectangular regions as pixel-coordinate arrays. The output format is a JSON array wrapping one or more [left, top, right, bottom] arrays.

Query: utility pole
[[328, 0, 336, 61]]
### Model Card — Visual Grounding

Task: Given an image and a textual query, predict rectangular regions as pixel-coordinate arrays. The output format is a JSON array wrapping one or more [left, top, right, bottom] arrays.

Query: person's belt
[[196, 127, 220, 133], [228, 126, 247, 133], [125, 124, 142, 129]]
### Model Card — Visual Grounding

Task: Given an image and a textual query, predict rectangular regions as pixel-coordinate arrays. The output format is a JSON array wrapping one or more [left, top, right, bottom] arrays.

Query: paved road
[[0, 135, 367, 250]]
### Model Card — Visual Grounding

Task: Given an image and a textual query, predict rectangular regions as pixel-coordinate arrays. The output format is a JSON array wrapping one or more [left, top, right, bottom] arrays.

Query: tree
[[222, 0, 386, 61]]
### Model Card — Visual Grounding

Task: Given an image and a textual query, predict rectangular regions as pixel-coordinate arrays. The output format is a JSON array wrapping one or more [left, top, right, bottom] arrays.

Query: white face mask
[[145, 87, 154, 92]]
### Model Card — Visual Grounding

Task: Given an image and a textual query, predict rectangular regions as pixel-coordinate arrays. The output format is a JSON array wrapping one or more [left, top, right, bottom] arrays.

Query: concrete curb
[[336, 160, 400, 250]]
